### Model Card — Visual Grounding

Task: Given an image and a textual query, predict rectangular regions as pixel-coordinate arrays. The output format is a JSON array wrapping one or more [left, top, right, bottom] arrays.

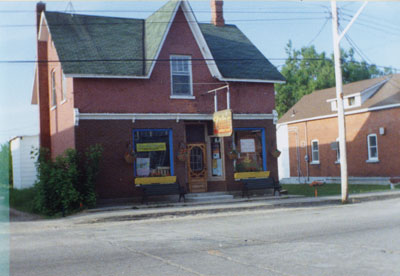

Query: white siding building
[[10, 135, 39, 189]]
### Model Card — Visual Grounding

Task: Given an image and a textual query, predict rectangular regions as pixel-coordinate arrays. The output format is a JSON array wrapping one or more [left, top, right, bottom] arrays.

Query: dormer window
[[348, 96, 355, 106], [170, 55, 193, 99]]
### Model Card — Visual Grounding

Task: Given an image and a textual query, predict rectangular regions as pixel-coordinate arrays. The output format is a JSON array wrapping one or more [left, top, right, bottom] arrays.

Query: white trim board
[[74, 111, 275, 125]]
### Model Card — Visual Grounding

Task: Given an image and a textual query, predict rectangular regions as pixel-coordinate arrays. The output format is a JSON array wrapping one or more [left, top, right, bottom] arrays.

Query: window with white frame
[[367, 134, 378, 161], [170, 55, 192, 96], [51, 69, 56, 107], [348, 96, 355, 106], [61, 73, 67, 102], [311, 140, 319, 163], [335, 138, 340, 163]]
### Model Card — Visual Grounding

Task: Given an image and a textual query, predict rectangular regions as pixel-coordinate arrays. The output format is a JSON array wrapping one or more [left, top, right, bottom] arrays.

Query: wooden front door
[[187, 143, 207, 193]]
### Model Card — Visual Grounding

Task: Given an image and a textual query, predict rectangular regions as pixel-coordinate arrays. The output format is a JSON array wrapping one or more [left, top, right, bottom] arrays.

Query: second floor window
[[61, 73, 67, 102], [170, 55, 192, 96], [51, 70, 56, 107]]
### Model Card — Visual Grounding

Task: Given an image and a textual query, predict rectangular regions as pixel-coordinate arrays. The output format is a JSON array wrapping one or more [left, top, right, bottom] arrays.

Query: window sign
[[240, 139, 255, 153], [234, 129, 266, 172], [136, 158, 150, 177], [136, 142, 166, 152]]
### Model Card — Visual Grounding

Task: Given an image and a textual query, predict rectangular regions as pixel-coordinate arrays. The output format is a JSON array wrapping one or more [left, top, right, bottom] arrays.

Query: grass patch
[[281, 184, 391, 197], [9, 187, 37, 214]]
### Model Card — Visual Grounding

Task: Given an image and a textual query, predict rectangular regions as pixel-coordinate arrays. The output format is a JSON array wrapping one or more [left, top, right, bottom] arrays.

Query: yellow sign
[[136, 142, 166, 152], [213, 109, 233, 137], [234, 171, 270, 180], [135, 176, 176, 185]]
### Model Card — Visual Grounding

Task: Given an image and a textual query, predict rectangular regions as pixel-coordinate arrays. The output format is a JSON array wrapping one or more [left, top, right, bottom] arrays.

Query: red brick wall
[[75, 119, 277, 199], [288, 108, 400, 178], [47, 35, 76, 158], [73, 7, 276, 115]]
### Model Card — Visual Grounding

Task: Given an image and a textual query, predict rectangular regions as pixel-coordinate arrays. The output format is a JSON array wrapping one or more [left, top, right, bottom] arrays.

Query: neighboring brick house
[[277, 74, 400, 184], [32, 0, 285, 200]]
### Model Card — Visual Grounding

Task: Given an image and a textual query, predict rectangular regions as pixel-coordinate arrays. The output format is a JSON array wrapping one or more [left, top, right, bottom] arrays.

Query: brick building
[[32, 0, 285, 200], [277, 75, 400, 184]]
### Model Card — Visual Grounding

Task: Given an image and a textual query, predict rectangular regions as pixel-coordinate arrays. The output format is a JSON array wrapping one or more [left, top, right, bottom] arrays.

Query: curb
[[79, 191, 400, 224]]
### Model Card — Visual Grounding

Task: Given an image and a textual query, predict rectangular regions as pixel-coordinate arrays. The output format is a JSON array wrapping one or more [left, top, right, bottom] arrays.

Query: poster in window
[[136, 158, 150, 177], [240, 139, 255, 153]]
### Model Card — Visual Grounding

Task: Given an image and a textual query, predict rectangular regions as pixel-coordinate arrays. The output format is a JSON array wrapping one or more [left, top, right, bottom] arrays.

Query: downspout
[[305, 121, 309, 182], [142, 19, 146, 76]]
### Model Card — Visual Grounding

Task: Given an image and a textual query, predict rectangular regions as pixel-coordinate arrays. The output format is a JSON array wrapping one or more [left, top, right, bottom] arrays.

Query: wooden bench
[[241, 177, 282, 198], [138, 181, 186, 204]]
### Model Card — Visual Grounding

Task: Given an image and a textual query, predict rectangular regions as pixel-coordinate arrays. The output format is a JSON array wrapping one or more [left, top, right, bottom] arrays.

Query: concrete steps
[[185, 192, 234, 202]]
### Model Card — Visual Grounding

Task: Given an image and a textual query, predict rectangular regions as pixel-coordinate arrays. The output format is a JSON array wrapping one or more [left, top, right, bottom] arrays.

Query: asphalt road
[[9, 198, 400, 276]]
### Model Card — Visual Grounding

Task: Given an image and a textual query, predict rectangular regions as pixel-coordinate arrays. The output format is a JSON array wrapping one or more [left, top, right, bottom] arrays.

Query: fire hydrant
[[309, 181, 324, 197]]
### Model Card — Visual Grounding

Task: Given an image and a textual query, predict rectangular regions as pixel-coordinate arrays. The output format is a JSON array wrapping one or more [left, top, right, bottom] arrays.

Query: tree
[[0, 143, 11, 187], [276, 41, 389, 117]]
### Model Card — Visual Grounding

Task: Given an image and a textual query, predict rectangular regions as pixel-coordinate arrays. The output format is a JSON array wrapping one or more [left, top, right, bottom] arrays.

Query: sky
[[0, 0, 399, 144]]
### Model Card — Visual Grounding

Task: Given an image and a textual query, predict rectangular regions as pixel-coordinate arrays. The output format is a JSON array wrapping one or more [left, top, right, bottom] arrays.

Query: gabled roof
[[144, 0, 180, 75], [278, 74, 400, 124], [44, 12, 144, 76], [199, 23, 285, 82], [39, 0, 284, 82]]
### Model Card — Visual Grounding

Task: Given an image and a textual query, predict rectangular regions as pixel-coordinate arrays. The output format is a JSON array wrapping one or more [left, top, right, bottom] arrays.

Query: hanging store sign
[[136, 142, 166, 152], [213, 109, 233, 137]]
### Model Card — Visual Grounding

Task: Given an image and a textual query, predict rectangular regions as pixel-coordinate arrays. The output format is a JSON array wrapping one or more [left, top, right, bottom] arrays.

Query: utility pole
[[331, 1, 367, 204]]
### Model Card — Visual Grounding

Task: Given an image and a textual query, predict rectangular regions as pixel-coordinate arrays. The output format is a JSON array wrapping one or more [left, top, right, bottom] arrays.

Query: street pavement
[[8, 192, 400, 276]]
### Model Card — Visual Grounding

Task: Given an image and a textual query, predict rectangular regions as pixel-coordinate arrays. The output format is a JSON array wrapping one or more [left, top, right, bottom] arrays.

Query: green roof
[[145, 0, 180, 75], [199, 23, 285, 81], [45, 12, 144, 76], [44, 0, 284, 82]]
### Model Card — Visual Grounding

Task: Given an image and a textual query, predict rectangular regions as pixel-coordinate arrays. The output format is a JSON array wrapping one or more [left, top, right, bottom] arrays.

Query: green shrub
[[33, 145, 103, 216]]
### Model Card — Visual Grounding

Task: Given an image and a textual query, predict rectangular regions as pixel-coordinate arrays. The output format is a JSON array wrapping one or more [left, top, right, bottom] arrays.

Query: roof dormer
[[327, 78, 389, 112]]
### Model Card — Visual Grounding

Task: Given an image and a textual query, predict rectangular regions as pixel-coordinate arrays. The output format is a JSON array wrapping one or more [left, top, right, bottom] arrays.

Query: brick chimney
[[36, 2, 45, 34], [36, 2, 51, 151], [211, 0, 225, 27]]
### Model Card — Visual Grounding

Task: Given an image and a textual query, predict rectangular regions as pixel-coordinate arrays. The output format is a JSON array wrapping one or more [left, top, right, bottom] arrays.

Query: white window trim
[[310, 139, 320, 164], [170, 95, 196, 100], [61, 73, 67, 104], [367, 134, 379, 162], [170, 55, 193, 98], [335, 138, 340, 164], [206, 135, 226, 181], [51, 69, 57, 109]]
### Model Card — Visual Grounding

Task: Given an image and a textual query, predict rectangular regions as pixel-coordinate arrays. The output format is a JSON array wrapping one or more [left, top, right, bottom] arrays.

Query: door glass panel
[[190, 146, 203, 172]]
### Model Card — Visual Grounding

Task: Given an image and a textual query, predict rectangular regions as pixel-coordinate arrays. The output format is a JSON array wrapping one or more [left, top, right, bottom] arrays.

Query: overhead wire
[[0, 17, 330, 28], [307, 16, 330, 46]]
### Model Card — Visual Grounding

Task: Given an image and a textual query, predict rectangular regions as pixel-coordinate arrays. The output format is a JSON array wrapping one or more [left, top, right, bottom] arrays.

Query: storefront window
[[133, 129, 173, 177], [233, 128, 266, 172]]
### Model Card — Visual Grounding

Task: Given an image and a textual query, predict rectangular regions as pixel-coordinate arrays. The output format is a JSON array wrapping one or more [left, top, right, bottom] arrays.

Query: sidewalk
[[72, 190, 400, 224]]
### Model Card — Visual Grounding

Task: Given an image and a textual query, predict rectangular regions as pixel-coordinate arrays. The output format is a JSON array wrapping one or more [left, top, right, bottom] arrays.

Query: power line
[[0, 9, 329, 14], [0, 57, 331, 64], [2, 57, 398, 71], [0, 17, 330, 28], [307, 17, 330, 46], [340, 11, 400, 36]]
